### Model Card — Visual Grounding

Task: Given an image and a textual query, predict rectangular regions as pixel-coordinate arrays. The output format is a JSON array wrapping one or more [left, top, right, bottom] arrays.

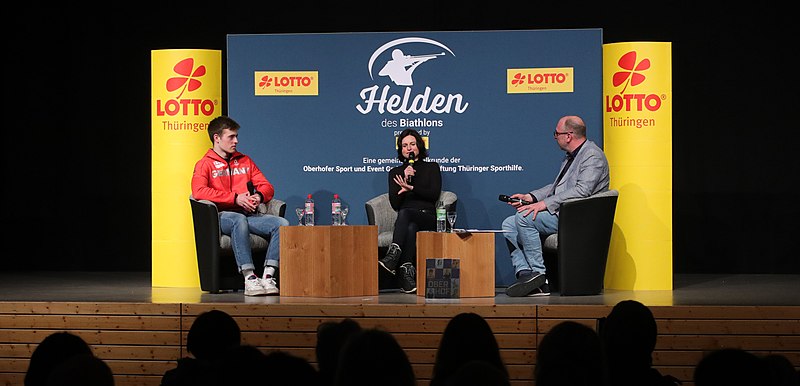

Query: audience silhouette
[[430, 312, 509, 386], [45, 353, 114, 386], [443, 359, 511, 386], [535, 320, 608, 386], [262, 350, 320, 386], [333, 328, 416, 386], [213, 344, 267, 384], [599, 299, 681, 386], [160, 309, 241, 386], [25, 331, 94, 386], [693, 348, 771, 386], [762, 353, 800, 386], [315, 318, 362, 386]]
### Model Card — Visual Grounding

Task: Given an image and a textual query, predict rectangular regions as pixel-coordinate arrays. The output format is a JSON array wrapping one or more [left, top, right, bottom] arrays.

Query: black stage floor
[[1, 271, 798, 306]]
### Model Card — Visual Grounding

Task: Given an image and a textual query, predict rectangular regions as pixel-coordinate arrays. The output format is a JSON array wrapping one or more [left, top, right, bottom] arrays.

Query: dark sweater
[[388, 160, 442, 211]]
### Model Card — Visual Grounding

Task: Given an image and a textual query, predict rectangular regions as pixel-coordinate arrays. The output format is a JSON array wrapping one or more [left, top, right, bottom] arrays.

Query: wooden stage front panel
[[1, 301, 798, 386]]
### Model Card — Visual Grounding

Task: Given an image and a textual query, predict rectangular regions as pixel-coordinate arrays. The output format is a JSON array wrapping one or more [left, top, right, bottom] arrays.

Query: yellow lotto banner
[[151, 49, 221, 287], [603, 42, 672, 291]]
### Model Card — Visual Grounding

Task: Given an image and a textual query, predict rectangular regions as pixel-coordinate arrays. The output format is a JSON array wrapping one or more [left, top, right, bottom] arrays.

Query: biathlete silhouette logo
[[368, 37, 455, 86]]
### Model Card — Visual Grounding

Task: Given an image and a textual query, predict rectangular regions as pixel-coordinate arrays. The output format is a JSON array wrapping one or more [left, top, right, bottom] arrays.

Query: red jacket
[[191, 149, 275, 213]]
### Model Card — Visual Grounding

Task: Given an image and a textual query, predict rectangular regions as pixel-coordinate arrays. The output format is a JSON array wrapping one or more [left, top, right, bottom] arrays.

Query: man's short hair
[[207, 116, 240, 143], [564, 117, 586, 138]]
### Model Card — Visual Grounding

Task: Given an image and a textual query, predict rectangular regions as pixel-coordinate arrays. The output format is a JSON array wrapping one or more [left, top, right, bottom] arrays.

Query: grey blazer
[[530, 140, 610, 215]]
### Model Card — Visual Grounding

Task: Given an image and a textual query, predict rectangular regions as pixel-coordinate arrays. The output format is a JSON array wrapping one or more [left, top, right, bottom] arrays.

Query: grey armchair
[[365, 191, 457, 288], [542, 189, 619, 296], [365, 191, 458, 253], [189, 196, 286, 293]]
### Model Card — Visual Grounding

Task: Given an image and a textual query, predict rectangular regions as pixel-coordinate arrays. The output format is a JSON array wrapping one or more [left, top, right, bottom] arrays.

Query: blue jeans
[[219, 211, 289, 273], [502, 210, 559, 277]]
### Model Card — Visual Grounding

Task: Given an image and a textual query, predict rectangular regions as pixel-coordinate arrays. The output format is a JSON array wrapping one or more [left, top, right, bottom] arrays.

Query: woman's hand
[[393, 173, 412, 194], [404, 164, 416, 180]]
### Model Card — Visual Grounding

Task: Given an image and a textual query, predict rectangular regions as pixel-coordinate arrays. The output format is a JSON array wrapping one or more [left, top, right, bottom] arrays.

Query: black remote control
[[498, 194, 532, 205]]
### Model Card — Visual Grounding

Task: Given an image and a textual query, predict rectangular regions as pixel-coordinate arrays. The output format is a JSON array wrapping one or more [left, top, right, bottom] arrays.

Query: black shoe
[[505, 272, 546, 297], [399, 262, 417, 294], [379, 243, 401, 275], [528, 282, 551, 297]]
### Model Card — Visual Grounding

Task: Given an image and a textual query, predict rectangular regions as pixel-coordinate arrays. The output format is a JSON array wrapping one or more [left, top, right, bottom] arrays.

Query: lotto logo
[[254, 71, 319, 96], [506, 68, 574, 94], [155, 57, 216, 117], [605, 51, 664, 112]]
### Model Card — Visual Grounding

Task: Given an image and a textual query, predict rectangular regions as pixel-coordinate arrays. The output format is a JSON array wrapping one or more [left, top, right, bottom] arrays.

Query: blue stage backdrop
[[227, 29, 603, 285]]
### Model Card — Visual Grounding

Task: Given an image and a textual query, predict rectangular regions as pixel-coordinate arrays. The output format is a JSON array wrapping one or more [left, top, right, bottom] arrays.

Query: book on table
[[425, 258, 460, 299]]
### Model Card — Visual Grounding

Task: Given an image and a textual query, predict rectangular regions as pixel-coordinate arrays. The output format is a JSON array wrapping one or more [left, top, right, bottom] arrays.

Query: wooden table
[[416, 231, 496, 297], [279, 225, 378, 297]]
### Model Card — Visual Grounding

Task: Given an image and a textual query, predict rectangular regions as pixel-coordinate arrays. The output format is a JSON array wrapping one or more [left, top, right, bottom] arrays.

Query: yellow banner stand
[[151, 49, 221, 287], [603, 42, 672, 291]]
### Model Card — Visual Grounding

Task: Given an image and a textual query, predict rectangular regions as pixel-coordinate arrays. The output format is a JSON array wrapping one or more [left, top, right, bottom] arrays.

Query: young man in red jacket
[[191, 116, 288, 296]]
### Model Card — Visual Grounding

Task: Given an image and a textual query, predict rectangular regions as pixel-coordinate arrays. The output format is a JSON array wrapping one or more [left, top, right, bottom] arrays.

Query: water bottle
[[304, 194, 315, 226], [331, 194, 342, 226], [436, 200, 446, 232]]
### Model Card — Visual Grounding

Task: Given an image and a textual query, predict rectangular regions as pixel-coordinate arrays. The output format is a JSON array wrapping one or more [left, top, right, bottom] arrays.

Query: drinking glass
[[340, 206, 349, 225], [447, 211, 457, 232], [295, 207, 305, 225]]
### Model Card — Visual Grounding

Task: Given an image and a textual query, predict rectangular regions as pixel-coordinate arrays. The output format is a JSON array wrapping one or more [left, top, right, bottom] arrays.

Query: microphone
[[247, 181, 256, 195], [407, 152, 416, 185], [499, 194, 532, 205], [247, 181, 260, 213]]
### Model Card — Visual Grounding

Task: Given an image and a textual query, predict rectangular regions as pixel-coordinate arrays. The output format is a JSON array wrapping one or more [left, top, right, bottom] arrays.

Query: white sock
[[264, 266, 276, 279], [243, 269, 256, 280]]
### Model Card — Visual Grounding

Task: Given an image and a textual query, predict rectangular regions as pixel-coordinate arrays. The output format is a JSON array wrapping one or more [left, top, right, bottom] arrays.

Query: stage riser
[[0, 302, 798, 386]]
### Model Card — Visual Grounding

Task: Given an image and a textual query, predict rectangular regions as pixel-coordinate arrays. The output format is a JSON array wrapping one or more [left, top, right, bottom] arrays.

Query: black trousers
[[391, 208, 436, 266]]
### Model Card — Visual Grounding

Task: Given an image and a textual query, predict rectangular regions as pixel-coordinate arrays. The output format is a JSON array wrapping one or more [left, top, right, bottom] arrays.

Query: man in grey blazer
[[502, 115, 610, 297]]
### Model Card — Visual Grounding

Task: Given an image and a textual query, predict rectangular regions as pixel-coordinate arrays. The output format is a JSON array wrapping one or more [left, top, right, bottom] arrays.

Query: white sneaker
[[262, 276, 280, 295], [244, 275, 268, 296]]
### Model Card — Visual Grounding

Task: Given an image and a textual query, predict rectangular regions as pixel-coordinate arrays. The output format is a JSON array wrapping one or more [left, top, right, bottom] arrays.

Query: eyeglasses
[[553, 131, 573, 137]]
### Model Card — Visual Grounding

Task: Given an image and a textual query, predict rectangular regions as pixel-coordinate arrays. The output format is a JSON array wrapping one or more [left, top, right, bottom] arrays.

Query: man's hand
[[507, 193, 533, 208], [249, 192, 262, 205], [518, 200, 546, 220], [236, 192, 260, 213]]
